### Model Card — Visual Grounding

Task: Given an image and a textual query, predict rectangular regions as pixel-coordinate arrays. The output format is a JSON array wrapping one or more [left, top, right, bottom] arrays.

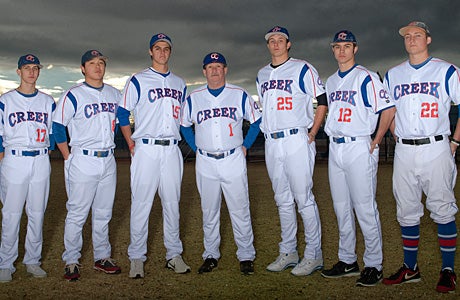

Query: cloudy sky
[[0, 0, 458, 100]]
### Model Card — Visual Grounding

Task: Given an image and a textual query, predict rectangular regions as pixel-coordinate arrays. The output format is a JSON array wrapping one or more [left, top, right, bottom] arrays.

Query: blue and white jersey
[[325, 64, 394, 137], [181, 83, 261, 153], [120, 67, 186, 141], [256, 58, 325, 133], [53, 82, 120, 150], [385, 57, 460, 138], [0, 89, 55, 149]]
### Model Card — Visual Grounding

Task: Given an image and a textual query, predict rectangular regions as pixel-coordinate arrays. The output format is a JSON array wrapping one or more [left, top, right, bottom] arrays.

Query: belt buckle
[[272, 132, 284, 139], [96, 151, 103, 158]]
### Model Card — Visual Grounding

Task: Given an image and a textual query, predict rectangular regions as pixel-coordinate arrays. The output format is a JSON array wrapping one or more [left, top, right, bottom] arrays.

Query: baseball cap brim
[[265, 32, 289, 41], [399, 24, 430, 36]]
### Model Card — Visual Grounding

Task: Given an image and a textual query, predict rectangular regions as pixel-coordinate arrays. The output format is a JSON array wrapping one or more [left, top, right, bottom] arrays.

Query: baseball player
[[180, 52, 261, 275], [117, 33, 190, 278], [320, 30, 395, 287], [53, 50, 121, 281], [257, 26, 327, 276], [0, 54, 54, 282], [382, 21, 460, 293]]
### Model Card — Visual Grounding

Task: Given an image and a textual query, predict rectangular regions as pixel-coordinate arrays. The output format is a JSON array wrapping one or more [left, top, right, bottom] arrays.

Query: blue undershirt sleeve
[[117, 107, 131, 126], [52, 122, 68, 144], [0, 136, 4, 152], [243, 118, 261, 149], [180, 125, 197, 152]]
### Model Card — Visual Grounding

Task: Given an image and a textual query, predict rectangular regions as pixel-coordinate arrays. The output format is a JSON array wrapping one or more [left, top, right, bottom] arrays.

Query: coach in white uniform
[[382, 21, 460, 294], [181, 52, 260, 275], [0, 54, 54, 282], [320, 30, 395, 287], [53, 50, 121, 281], [257, 26, 327, 276], [118, 33, 190, 278]]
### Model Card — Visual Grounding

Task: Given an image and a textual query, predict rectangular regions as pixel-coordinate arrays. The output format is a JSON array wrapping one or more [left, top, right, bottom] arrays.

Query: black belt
[[11, 149, 48, 157], [398, 135, 443, 145], [82, 149, 113, 157], [142, 139, 178, 146], [198, 148, 235, 159], [267, 128, 299, 139]]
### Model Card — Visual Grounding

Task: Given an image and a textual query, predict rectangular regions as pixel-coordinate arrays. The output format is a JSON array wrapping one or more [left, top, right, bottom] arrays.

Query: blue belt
[[142, 139, 178, 146], [266, 128, 299, 139], [82, 149, 112, 157], [198, 148, 235, 159], [332, 137, 356, 144], [397, 135, 443, 145], [11, 149, 48, 157]]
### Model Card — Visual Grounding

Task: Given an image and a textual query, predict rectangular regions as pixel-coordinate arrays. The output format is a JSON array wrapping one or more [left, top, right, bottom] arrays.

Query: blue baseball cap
[[265, 26, 290, 41], [203, 52, 227, 68], [18, 54, 42, 69], [81, 50, 107, 65], [399, 21, 431, 37], [149, 33, 172, 48], [331, 30, 357, 45]]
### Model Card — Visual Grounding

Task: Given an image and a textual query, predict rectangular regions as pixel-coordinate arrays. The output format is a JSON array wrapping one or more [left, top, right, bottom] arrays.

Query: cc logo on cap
[[210, 53, 219, 59]]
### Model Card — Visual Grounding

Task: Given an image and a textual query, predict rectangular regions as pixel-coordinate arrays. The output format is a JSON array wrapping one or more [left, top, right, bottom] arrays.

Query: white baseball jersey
[[385, 58, 460, 138], [53, 83, 120, 150], [385, 57, 460, 226], [0, 89, 54, 149], [120, 67, 186, 140], [181, 84, 261, 152], [121, 67, 187, 262], [256, 58, 325, 133], [0, 89, 54, 271], [325, 65, 394, 136]]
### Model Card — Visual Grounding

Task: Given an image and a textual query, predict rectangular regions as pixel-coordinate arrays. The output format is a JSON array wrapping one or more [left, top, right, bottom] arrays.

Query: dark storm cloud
[[0, 0, 459, 95]]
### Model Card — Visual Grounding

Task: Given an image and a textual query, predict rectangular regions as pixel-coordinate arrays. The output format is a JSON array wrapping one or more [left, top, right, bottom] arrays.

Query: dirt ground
[[0, 158, 459, 299]]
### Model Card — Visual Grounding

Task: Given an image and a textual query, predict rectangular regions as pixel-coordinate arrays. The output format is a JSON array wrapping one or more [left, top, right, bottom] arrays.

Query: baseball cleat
[[129, 259, 144, 279], [382, 264, 421, 285], [166, 255, 191, 274], [291, 258, 323, 276], [0, 269, 12, 283], [240, 260, 254, 275], [356, 267, 383, 287], [436, 269, 456, 293], [266, 252, 299, 272], [198, 258, 218, 274], [321, 261, 360, 278], [94, 258, 121, 274], [26, 264, 47, 278], [64, 263, 81, 282]]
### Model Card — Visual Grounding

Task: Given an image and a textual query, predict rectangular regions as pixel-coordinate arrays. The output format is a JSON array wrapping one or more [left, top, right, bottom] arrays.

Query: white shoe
[[129, 259, 144, 279], [0, 269, 12, 282], [266, 252, 299, 272], [166, 255, 191, 274], [26, 264, 47, 278], [291, 258, 323, 276]]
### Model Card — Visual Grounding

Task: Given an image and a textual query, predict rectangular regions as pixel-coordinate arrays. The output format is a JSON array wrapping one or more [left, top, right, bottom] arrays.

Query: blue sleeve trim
[[0, 102, 4, 112], [242, 92, 248, 117], [0, 136, 3, 152], [52, 122, 68, 144], [117, 107, 131, 126], [180, 125, 196, 152], [299, 64, 309, 94], [446, 65, 456, 97], [131, 76, 141, 103], [243, 118, 261, 149], [361, 75, 372, 108], [67, 92, 78, 114], [186, 96, 193, 119]]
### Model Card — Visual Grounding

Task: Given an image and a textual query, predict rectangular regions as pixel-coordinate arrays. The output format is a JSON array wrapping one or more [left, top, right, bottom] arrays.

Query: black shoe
[[198, 258, 218, 274], [436, 269, 457, 293], [356, 267, 383, 287], [64, 264, 81, 282], [240, 260, 254, 275], [321, 261, 360, 278]]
